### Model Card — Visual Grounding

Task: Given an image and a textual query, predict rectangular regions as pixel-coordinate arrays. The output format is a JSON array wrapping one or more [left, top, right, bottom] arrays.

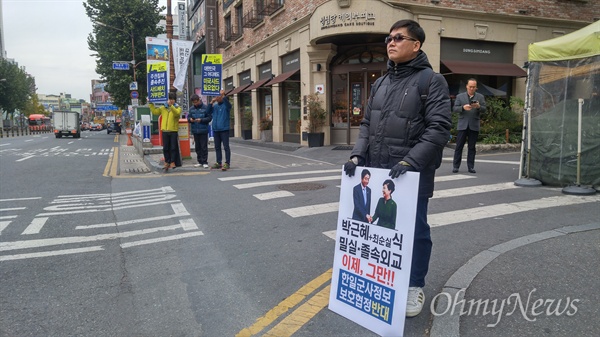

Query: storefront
[[219, 0, 585, 146]]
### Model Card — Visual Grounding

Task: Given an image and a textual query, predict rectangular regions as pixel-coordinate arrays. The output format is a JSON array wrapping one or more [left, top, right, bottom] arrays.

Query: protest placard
[[329, 167, 419, 336]]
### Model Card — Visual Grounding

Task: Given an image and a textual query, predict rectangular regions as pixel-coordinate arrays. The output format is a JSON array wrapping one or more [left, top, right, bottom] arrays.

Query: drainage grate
[[332, 145, 353, 150], [278, 182, 326, 191]]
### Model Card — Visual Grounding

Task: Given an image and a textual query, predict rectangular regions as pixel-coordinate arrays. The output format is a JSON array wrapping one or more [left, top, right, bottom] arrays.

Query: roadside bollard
[[126, 128, 133, 146]]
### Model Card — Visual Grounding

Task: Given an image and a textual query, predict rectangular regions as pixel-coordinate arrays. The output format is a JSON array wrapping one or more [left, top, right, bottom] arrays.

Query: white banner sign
[[329, 167, 419, 337], [172, 39, 194, 92]]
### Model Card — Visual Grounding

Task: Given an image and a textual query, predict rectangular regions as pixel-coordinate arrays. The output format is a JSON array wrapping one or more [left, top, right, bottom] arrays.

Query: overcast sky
[[2, 0, 170, 101]]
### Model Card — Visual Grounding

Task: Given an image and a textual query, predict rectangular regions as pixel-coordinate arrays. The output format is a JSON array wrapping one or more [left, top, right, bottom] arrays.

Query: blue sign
[[96, 105, 119, 111], [113, 62, 130, 70], [142, 125, 151, 143]]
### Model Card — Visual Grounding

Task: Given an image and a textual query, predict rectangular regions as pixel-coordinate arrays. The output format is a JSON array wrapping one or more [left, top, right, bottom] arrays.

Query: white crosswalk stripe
[[219, 170, 600, 231]]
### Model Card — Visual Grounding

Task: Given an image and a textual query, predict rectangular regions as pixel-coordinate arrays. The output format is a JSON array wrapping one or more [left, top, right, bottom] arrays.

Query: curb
[[429, 222, 600, 337]]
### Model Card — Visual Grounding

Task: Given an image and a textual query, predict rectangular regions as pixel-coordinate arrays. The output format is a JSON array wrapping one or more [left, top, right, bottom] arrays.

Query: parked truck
[[53, 110, 81, 138]]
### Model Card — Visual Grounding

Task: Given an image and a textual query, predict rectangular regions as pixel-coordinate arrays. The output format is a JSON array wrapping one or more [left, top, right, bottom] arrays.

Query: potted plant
[[242, 109, 252, 140], [259, 116, 273, 142], [306, 92, 328, 147]]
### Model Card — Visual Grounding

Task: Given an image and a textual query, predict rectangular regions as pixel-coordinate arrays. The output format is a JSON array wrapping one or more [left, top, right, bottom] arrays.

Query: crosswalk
[[0, 146, 113, 160], [0, 187, 203, 261], [219, 169, 600, 231]]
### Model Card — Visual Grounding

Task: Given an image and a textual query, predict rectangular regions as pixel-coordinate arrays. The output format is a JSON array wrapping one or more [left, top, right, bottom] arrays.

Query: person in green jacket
[[368, 179, 397, 230], [149, 92, 182, 171]]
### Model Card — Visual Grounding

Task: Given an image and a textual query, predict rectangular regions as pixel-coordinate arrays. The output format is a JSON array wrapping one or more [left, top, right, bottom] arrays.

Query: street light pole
[[95, 21, 136, 82]]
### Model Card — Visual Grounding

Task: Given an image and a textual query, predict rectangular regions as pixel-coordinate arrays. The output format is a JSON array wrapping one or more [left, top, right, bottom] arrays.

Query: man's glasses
[[385, 34, 417, 44]]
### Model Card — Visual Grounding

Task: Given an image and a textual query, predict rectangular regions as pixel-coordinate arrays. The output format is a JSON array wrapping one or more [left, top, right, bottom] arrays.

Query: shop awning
[[243, 78, 272, 92], [265, 69, 299, 86], [227, 83, 252, 96], [441, 60, 527, 77]]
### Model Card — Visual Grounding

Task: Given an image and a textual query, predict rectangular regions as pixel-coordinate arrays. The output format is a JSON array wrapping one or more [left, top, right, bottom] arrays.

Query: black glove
[[389, 161, 414, 179], [343, 159, 357, 177]]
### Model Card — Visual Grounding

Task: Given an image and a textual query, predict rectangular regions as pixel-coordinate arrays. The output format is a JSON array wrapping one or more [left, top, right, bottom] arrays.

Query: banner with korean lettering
[[201, 54, 222, 96], [146, 37, 170, 103], [172, 39, 194, 92], [329, 167, 419, 337]]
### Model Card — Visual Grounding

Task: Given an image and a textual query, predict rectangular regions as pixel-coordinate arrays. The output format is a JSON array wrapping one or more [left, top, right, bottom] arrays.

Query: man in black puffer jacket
[[187, 94, 213, 168], [344, 19, 452, 318]]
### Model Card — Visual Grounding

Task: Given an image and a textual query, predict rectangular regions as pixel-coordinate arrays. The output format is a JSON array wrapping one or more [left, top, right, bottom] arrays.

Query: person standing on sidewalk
[[188, 94, 213, 169], [343, 19, 451, 318], [452, 78, 486, 173], [149, 91, 182, 172], [210, 89, 232, 171]]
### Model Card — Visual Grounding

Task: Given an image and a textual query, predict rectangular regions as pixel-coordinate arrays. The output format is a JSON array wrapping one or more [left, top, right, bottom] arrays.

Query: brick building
[[186, 0, 598, 145]]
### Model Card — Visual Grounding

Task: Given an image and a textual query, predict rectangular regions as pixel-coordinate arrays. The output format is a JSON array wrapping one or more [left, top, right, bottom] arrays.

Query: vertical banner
[[178, 2, 187, 40], [145, 37, 170, 103], [329, 167, 419, 337], [172, 39, 194, 92], [200, 54, 222, 96]]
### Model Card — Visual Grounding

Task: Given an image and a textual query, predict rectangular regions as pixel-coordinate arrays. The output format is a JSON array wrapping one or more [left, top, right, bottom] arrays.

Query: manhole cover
[[278, 183, 326, 191]]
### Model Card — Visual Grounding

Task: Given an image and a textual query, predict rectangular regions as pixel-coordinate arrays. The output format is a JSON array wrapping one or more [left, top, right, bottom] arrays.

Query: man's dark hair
[[389, 19, 425, 46], [168, 92, 177, 100], [361, 169, 371, 179], [383, 179, 395, 194], [190, 94, 200, 102]]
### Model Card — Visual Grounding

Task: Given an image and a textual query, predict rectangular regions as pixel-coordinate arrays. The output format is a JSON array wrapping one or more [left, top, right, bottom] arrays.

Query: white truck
[[53, 110, 81, 138]]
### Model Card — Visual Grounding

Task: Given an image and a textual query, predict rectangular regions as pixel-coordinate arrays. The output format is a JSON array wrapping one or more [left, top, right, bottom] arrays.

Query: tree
[[84, 0, 165, 108], [0, 58, 35, 120], [22, 94, 47, 117]]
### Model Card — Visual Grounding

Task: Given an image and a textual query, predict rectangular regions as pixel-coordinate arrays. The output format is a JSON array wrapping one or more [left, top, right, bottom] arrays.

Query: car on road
[[89, 123, 102, 131], [81, 122, 90, 131], [107, 122, 121, 134]]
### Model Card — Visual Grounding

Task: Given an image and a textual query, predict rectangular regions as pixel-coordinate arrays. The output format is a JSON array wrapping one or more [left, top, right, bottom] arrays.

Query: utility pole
[[166, 0, 175, 93]]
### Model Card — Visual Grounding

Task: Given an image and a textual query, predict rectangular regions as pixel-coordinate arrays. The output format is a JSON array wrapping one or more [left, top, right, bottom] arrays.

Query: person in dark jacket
[[187, 94, 213, 168], [352, 169, 372, 222], [210, 89, 232, 171], [452, 79, 486, 173], [343, 19, 452, 318]]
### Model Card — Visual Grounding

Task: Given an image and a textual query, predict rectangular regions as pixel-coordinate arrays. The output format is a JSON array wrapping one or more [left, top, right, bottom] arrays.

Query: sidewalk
[[430, 222, 600, 337]]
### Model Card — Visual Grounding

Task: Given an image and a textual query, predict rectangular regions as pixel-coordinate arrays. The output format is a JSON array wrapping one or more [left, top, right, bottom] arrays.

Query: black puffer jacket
[[350, 51, 451, 198]]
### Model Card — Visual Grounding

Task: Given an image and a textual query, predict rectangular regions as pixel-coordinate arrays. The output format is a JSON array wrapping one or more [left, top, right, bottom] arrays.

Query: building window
[[235, 4, 244, 32]]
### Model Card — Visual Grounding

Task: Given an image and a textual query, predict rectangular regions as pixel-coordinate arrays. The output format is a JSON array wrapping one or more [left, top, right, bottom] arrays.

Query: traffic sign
[[129, 82, 138, 90], [131, 91, 139, 99], [112, 62, 130, 70]]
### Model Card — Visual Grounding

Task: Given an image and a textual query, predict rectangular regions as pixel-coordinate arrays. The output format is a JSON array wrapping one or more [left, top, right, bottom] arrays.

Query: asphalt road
[[1, 131, 598, 337]]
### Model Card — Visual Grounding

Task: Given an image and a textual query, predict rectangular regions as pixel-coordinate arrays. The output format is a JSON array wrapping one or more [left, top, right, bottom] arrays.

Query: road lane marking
[[120, 231, 203, 248], [234, 176, 340, 189], [16, 155, 35, 162], [263, 285, 331, 337], [283, 202, 339, 218], [233, 152, 287, 168], [281, 176, 494, 218], [254, 191, 295, 200], [0, 246, 104, 262], [236, 268, 332, 337], [0, 221, 11, 235], [0, 207, 26, 211], [431, 182, 519, 199], [180, 218, 198, 230], [429, 194, 600, 227], [21, 217, 49, 235], [442, 157, 520, 165], [0, 197, 41, 202], [0, 215, 18, 220], [0, 224, 183, 252], [218, 169, 341, 182]]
